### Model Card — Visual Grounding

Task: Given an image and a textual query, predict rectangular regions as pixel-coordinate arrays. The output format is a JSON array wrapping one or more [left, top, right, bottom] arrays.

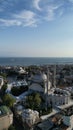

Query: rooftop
[[37, 119, 53, 130], [40, 109, 59, 120], [37, 113, 69, 130], [57, 100, 73, 110]]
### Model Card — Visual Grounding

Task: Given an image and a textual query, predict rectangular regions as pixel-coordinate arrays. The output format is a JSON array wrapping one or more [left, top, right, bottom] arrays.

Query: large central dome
[[31, 73, 47, 83]]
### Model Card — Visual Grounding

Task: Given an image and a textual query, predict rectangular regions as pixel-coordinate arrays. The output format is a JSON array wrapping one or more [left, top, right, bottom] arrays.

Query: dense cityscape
[[0, 64, 73, 130], [0, 0, 73, 130]]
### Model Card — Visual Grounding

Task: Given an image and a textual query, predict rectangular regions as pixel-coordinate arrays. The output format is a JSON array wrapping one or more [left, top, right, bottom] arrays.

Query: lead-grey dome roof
[[31, 73, 47, 83]]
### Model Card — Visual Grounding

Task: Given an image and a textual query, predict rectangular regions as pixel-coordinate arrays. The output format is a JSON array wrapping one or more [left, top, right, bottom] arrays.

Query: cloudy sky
[[0, 0, 73, 57]]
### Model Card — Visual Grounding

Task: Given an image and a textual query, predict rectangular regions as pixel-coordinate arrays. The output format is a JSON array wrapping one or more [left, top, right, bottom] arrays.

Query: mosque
[[29, 67, 70, 107]]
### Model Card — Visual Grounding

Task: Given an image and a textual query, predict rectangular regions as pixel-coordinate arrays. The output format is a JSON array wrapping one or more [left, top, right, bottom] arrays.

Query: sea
[[0, 57, 73, 66]]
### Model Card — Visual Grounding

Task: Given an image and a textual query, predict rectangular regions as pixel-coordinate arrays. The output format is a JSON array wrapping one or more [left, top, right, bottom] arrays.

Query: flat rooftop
[[37, 119, 53, 130]]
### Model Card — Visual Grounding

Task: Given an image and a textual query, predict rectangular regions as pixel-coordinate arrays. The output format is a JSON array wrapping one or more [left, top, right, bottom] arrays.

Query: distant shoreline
[[0, 57, 73, 58], [0, 57, 73, 66]]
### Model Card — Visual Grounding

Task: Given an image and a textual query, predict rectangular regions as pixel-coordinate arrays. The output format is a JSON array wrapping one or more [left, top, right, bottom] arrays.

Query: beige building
[[14, 104, 39, 130], [0, 106, 13, 130]]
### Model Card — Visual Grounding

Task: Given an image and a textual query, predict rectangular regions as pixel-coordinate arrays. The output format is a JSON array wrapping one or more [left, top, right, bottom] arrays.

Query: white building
[[47, 88, 70, 106], [47, 93, 70, 106], [14, 104, 39, 128], [15, 67, 26, 74], [6, 80, 28, 93], [21, 109, 39, 127]]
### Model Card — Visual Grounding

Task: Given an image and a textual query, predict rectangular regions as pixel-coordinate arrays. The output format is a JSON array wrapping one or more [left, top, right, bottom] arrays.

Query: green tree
[[8, 125, 16, 130], [0, 73, 7, 78], [26, 95, 34, 109], [3, 94, 15, 108], [26, 93, 41, 110], [1, 83, 7, 94], [34, 93, 41, 109]]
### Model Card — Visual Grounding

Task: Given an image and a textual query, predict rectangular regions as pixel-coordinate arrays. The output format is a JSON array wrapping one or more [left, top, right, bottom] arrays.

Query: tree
[[0, 73, 7, 78], [8, 125, 16, 130], [1, 83, 7, 94], [34, 93, 41, 109], [3, 94, 15, 108], [26, 93, 41, 110]]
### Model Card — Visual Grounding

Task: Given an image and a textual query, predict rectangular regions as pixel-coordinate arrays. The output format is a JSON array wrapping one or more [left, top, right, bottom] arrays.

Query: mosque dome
[[41, 73, 47, 81], [31, 73, 47, 83]]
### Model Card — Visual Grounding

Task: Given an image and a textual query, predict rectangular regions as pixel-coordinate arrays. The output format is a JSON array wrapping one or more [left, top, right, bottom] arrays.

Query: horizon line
[[0, 56, 73, 58]]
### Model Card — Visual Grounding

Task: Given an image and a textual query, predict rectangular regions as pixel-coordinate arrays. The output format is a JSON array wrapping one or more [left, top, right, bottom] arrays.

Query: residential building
[[0, 106, 13, 130]]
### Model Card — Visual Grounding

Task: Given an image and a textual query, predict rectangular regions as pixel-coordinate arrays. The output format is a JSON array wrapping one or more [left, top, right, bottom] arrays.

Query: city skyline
[[0, 0, 73, 57]]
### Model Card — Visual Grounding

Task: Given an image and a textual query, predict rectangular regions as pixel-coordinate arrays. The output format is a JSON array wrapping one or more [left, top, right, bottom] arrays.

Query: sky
[[0, 0, 73, 57]]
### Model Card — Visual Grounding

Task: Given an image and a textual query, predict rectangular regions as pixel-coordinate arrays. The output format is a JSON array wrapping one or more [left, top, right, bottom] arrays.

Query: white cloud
[[0, 10, 38, 27], [45, 4, 62, 21], [0, 19, 21, 26], [0, 0, 72, 27], [14, 10, 35, 20], [33, 0, 41, 11], [69, 0, 73, 3], [13, 10, 38, 27]]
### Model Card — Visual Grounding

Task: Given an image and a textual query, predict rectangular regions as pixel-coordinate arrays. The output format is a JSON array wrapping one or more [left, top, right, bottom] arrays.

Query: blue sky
[[0, 0, 73, 57]]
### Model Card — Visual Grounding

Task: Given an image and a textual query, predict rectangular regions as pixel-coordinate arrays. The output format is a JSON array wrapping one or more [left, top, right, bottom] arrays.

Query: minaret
[[45, 66, 49, 110], [47, 67, 49, 94], [54, 64, 56, 88], [44, 66, 49, 94]]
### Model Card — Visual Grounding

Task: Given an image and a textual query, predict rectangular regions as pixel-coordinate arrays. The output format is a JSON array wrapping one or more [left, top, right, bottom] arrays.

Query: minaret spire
[[47, 66, 49, 94], [45, 66, 49, 110], [54, 64, 56, 88]]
